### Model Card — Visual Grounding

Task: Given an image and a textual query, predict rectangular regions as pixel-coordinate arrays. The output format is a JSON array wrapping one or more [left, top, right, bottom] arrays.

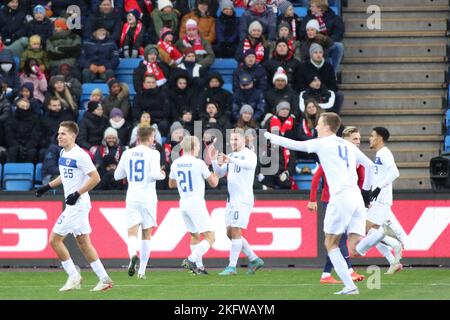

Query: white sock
[[138, 240, 151, 275], [188, 240, 210, 264], [321, 272, 331, 278], [190, 244, 204, 269], [382, 235, 401, 249], [90, 259, 108, 281], [348, 268, 354, 274], [356, 228, 385, 256], [376, 242, 395, 264], [241, 237, 258, 262], [328, 248, 356, 289], [127, 236, 138, 259], [61, 258, 79, 279], [229, 239, 243, 267]]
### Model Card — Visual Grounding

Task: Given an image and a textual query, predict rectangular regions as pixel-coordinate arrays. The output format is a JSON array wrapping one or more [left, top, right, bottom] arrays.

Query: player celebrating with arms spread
[[211, 128, 264, 276], [35, 121, 113, 292], [114, 127, 166, 279], [168, 136, 219, 275]]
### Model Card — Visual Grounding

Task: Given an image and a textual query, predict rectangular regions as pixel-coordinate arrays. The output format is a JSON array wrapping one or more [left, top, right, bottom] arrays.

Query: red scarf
[[119, 21, 143, 48], [243, 37, 265, 63], [143, 0, 153, 14], [302, 118, 314, 137], [269, 115, 295, 170], [164, 143, 183, 164], [125, 0, 142, 14], [182, 34, 207, 55], [143, 60, 167, 86], [99, 144, 123, 163], [158, 39, 183, 64], [314, 14, 328, 34]]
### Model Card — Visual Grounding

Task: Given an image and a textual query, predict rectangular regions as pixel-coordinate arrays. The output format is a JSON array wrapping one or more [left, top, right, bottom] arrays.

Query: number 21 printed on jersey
[[177, 170, 193, 192]]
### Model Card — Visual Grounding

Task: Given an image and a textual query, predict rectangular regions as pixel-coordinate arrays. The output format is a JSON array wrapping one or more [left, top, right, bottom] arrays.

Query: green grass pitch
[[1, 268, 450, 300]]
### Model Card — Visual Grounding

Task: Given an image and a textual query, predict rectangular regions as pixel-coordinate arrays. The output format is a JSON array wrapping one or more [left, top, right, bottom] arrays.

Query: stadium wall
[[1, 190, 450, 268]]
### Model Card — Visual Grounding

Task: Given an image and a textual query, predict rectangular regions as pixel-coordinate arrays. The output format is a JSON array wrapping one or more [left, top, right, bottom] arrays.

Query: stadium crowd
[[0, 0, 345, 191]]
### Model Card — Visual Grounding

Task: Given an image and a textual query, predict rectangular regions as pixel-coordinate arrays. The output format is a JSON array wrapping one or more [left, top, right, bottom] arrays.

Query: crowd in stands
[[0, 0, 345, 191]]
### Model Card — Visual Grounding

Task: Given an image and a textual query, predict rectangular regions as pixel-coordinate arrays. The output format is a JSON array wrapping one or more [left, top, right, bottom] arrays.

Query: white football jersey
[[59, 144, 96, 204], [371, 146, 399, 205], [305, 135, 371, 196], [115, 144, 165, 203], [169, 155, 212, 200], [224, 148, 257, 205]]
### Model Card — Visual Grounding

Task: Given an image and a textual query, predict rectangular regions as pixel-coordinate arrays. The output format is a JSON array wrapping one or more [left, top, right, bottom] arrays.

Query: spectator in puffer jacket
[[196, 72, 232, 122], [276, 1, 302, 45], [79, 21, 119, 83], [0, 46, 20, 100], [1, 0, 27, 54], [232, 72, 265, 123], [133, 44, 170, 93], [264, 38, 300, 89], [102, 78, 130, 120], [235, 20, 269, 64], [15, 82, 42, 115], [84, 0, 122, 42], [78, 101, 109, 155], [213, 0, 239, 58], [299, 74, 335, 114], [20, 35, 49, 73], [239, 0, 276, 41], [233, 48, 268, 93], [179, 0, 216, 44]]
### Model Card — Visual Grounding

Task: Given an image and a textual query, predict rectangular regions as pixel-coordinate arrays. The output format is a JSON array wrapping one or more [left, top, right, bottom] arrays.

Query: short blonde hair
[[310, 0, 329, 11], [180, 136, 200, 154], [342, 126, 359, 138]]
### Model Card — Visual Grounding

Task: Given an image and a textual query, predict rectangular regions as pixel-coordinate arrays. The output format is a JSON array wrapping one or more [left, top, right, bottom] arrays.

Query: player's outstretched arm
[[168, 178, 177, 189], [211, 159, 228, 178], [35, 176, 62, 197], [264, 132, 308, 152]]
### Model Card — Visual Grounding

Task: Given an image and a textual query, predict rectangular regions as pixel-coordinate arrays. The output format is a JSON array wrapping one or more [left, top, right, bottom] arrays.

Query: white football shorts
[[180, 198, 213, 234], [366, 201, 392, 226], [52, 202, 92, 237], [126, 201, 157, 230], [225, 202, 253, 229]]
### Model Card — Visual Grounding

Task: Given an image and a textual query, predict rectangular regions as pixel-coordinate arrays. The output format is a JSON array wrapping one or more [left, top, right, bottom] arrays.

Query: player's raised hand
[[217, 152, 225, 165], [35, 184, 52, 197], [307, 201, 317, 212], [222, 154, 231, 163]]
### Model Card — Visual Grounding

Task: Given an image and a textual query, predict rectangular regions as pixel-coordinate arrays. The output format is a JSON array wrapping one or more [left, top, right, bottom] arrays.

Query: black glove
[[370, 187, 381, 202], [35, 184, 52, 197], [65, 191, 80, 205], [361, 189, 371, 208]]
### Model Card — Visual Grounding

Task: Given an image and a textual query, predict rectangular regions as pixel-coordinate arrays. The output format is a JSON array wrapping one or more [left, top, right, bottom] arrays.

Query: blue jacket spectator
[[232, 73, 265, 123], [84, 0, 122, 43], [0, 47, 20, 100], [213, 0, 239, 58], [0, 1, 27, 46], [24, 5, 53, 45], [233, 48, 268, 92]]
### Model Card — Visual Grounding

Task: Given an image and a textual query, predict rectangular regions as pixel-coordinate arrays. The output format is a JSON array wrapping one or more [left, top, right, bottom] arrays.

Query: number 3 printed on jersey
[[338, 145, 349, 168]]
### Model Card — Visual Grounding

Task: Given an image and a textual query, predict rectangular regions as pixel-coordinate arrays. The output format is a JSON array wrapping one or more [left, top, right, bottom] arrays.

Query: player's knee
[[50, 235, 61, 249]]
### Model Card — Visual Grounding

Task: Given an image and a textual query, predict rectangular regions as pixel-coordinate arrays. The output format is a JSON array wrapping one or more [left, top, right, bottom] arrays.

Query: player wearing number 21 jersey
[[114, 127, 165, 279]]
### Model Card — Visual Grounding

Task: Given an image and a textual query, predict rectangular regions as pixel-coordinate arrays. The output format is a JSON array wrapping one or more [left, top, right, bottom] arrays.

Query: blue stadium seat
[[34, 163, 42, 188], [222, 83, 233, 93], [77, 109, 86, 124], [116, 58, 142, 84], [0, 163, 2, 190], [210, 59, 237, 84], [293, 174, 313, 190], [3, 163, 34, 191], [128, 83, 136, 102], [445, 135, 450, 153], [445, 109, 450, 129], [80, 83, 110, 109]]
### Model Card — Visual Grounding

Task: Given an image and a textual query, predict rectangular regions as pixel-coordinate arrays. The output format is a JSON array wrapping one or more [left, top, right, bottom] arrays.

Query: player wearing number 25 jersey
[[114, 127, 165, 279]]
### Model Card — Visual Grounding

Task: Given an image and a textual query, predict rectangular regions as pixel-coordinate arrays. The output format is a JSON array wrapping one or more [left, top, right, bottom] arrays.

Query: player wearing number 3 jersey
[[264, 113, 391, 295], [114, 127, 166, 279], [211, 128, 265, 276]]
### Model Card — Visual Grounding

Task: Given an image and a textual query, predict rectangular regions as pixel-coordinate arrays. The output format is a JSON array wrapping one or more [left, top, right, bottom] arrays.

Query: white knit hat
[[104, 127, 118, 139], [306, 19, 320, 32], [272, 66, 288, 84], [248, 20, 263, 33], [158, 0, 173, 11], [185, 18, 198, 29]]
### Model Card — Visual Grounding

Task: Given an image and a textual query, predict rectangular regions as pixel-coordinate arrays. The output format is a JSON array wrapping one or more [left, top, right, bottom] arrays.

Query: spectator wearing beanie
[[119, 9, 144, 58], [232, 72, 265, 123], [268, 21, 301, 60], [95, 152, 126, 191], [213, 0, 239, 58], [94, 126, 124, 170], [196, 72, 232, 122], [235, 104, 260, 132], [84, 0, 122, 42], [103, 78, 130, 120], [46, 18, 82, 75], [0, 0, 27, 55], [299, 19, 333, 62], [276, 1, 302, 43], [157, 27, 184, 68], [44, 75, 78, 117], [175, 18, 215, 69], [200, 100, 230, 133], [78, 101, 109, 155], [167, 70, 197, 122], [173, 47, 207, 89], [264, 37, 300, 89], [233, 48, 268, 92], [239, 0, 276, 41], [19, 5, 53, 53], [79, 21, 120, 83], [299, 0, 345, 73], [133, 44, 170, 94], [264, 66, 299, 120], [55, 63, 82, 98], [180, 0, 216, 44], [20, 35, 49, 73], [108, 107, 131, 146], [235, 20, 269, 64], [15, 82, 42, 116], [299, 75, 335, 113], [151, 0, 179, 43], [0, 46, 20, 100]]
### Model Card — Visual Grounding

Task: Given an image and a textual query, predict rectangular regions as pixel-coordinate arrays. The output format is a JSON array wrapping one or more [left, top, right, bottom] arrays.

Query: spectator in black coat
[[167, 70, 197, 122], [108, 107, 131, 146], [264, 38, 300, 89], [231, 72, 265, 123], [79, 21, 120, 83], [16, 82, 42, 115], [78, 101, 109, 155], [132, 74, 171, 136], [200, 100, 230, 133], [0, 46, 20, 100], [44, 74, 78, 119], [299, 75, 335, 114], [196, 72, 232, 122], [233, 48, 268, 93], [133, 45, 170, 94], [0, 0, 27, 54], [94, 127, 124, 170], [84, 0, 122, 42], [41, 138, 62, 185], [213, 0, 239, 58], [95, 153, 126, 190], [24, 5, 53, 46], [5, 98, 41, 163], [276, 1, 302, 44]]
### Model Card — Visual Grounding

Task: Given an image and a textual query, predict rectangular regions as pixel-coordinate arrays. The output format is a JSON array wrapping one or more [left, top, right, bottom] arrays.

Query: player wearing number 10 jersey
[[114, 127, 166, 279]]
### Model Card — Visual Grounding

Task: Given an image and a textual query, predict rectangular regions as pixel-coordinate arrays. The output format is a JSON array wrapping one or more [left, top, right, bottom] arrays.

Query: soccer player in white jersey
[[168, 136, 219, 275], [211, 128, 265, 276], [264, 113, 396, 295], [114, 127, 166, 279], [35, 121, 113, 292], [364, 127, 406, 275]]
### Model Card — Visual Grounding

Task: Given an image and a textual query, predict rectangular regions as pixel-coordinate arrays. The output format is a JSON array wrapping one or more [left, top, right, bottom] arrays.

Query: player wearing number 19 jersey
[[114, 127, 166, 279], [212, 128, 264, 276]]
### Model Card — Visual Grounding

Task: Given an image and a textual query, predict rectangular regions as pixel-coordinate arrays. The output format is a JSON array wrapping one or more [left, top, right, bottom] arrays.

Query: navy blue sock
[[323, 255, 334, 273], [339, 233, 352, 268]]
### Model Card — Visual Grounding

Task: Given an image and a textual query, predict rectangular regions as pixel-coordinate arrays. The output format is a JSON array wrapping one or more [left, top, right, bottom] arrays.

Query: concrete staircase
[[340, 0, 449, 190]]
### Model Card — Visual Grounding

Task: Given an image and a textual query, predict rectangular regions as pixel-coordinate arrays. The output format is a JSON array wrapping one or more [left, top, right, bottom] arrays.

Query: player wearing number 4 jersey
[[264, 113, 397, 295], [211, 128, 265, 276], [114, 127, 166, 279], [168, 136, 219, 275], [35, 121, 113, 292]]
